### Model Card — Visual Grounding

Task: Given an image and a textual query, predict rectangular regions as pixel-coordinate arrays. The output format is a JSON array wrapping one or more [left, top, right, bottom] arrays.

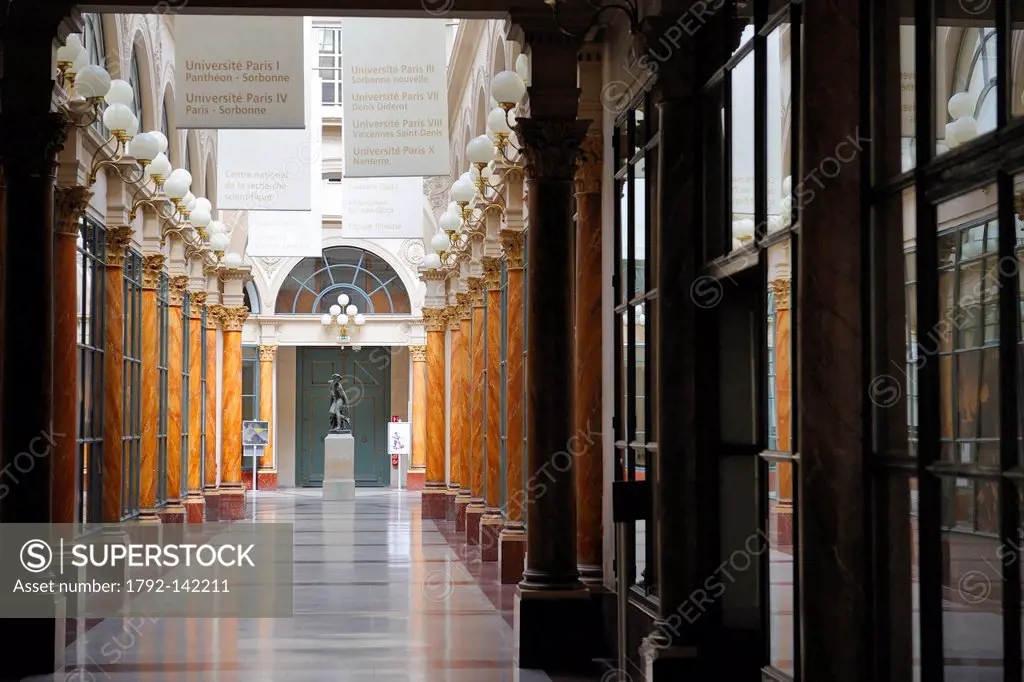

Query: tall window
[[613, 92, 659, 597], [871, 1, 1024, 677], [180, 292, 191, 501], [83, 14, 108, 136], [156, 273, 170, 507], [316, 26, 343, 105], [242, 347, 260, 472], [122, 250, 144, 520], [77, 215, 106, 524], [128, 52, 144, 125], [275, 246, 411, 314]]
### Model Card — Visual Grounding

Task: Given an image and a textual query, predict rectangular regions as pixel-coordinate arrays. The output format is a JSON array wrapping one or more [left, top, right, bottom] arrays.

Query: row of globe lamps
[[57, 33, 239, 267], [423, 54, 530, 272]]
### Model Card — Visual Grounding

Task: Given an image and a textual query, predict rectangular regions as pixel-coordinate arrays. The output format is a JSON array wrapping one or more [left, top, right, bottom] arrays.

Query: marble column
[[408, 344, 428, 491], [139, 254, 167, 524], [466, 277, 486, 544], [480, 257, 503, 560], [445, 306, 462, 521], [771, 278, 793, 544], [102, 227, 134, 523], [258, 344, 277, 489], [53, 186, 92, 524], [499, 230, 526, 583], [454, 293, 473, 531], [220, 305, 249, 520], [574, 131, 604, 587], [514, 110, 595, 669], [184, 292, 207, 522], [0, 13, 72, 675], [799, 2, 866, 680], [204, 303, 220, 516], [160, 275, 189, 524], [422, 307, 448, 519]]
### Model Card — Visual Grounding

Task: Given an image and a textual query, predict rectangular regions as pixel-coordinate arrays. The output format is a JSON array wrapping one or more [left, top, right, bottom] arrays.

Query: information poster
[[176, 16, 305, 129], [341, 177, 424, 239], [217, 127, 313, 211], [342, 18, 450, 177]]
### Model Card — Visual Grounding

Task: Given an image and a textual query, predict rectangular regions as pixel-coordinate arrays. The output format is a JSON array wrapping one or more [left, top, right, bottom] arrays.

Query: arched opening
[[244, 280, 261, 315], [275, 246, 411, 314]]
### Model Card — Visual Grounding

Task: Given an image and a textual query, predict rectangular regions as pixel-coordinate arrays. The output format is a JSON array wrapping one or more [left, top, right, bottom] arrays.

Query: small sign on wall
[[387, 422, 411, 455]]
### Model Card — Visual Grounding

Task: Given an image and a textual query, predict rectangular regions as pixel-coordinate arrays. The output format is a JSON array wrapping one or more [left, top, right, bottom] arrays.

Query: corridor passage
[[54, 491, 570, 682]]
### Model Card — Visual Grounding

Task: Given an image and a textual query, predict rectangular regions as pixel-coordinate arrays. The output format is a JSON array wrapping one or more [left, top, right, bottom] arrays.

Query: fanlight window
[[275, 246, 410, 314]]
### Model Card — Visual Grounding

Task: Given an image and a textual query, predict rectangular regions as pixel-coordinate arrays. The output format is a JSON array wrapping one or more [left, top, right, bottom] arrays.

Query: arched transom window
[[275, 246, 410, 314]]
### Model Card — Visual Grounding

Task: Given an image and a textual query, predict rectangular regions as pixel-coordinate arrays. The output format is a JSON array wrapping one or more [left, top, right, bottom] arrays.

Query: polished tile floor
[[52, 489, 596, 682]]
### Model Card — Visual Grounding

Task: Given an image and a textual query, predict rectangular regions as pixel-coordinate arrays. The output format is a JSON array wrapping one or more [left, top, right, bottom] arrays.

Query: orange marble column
[[139, 254, 167, 524], [203, 303, 220, 516], [575, 134, 604, 586], [102, 227, 133, 523], [408, 344, 427, 491], [499, 230, 526, 583], [219, 305, 249, 520], [422, 306, 448, 519], [160, 275, 189, 524], [771, 278, 794, 546], [53, 187, 91, 524], [454, 294, 473, 532], [445, 305, 462, 520], [184, 291, 207, 522], [480, 257, 503, 561], [257, 344, 277, 489], [466, 277, 486, 544]]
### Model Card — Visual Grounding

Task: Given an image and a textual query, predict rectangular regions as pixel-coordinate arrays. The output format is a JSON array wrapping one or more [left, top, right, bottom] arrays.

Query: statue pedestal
[[323, 434, 356, 501]]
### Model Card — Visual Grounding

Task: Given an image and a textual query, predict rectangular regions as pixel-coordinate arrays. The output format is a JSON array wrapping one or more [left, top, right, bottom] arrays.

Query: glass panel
[[767, 20, 793, 234], [730, 51, 755, 246], [732, 5, 754, 57], [634, 516, 647, 589], [769, 479, 795, 676], [322, 83, 335, 104], [940, 476, 1002, 675], [1015, 3, 1024, 120], [634, 301, 646, 445], [616, 178, 628, 307], [633, 157, 646, 296], [936, 4, 998, 156]]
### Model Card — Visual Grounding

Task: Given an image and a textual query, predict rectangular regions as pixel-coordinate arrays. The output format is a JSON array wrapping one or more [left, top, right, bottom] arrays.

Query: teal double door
[[296, 347, 392, 487]]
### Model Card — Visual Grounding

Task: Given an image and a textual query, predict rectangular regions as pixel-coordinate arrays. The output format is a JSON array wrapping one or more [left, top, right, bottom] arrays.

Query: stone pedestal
[[515, 587, 599, 673], [479, 516, 502, 562], [466, 504, 484, 546], [323, 434, 356, 501], [454, 495, 470, 532], [445, 488, 459, 521], [499, 528, 526, 584]]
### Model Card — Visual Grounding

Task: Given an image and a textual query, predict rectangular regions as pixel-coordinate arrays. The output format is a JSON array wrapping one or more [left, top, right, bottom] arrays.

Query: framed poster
[[242, 420, 270, 447], [387, 422, 411, 455]]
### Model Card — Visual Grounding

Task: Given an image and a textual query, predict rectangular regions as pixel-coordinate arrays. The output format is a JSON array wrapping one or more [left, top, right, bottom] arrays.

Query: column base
[[445, 487, 459, 521], [204, 489, 220, 521], [479, 514, 502, 562], [770, 501, 794, 548], [578, 564, 603, 592], [515, 585, 599, 673], [158, 501, 186, 524], [465, 503, 484, 545], [407, 466, 426, 491], [183, 494, 205, 523], [243, 468, 279, 490], [499, 527, 526, 584], [454, 494, 470, 532], [219, 486, 246, 520], [137, 509, 162, 525], [421, 487, 447, 519]]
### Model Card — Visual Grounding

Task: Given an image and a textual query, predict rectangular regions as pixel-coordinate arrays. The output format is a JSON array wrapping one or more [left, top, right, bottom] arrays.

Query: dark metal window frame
[[612, 88, 659, 602], [499, 259, 508, 508], [156, 272, 170, 507], [868, 0, 1024, 679], [242, 346, 261, 471], [315, 25, 343, 106], [77, 215, 106, 524], [121, 249, 144, 520], [278, 246, 411, 314], [180, 292, 190, 500]]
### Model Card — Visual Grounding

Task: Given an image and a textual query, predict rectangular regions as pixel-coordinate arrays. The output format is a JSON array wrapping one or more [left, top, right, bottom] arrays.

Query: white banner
[[244, 57, 323, 258], [341, 177, 424, 239], [175, 16, 305, 129], [217, 127, 313, 211], [342, 19, 450, 177]]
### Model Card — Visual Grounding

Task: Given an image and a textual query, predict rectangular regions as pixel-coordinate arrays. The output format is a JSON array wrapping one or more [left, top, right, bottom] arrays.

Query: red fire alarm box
[[391, 415, 400, 423], [392, 454, 400, 468]]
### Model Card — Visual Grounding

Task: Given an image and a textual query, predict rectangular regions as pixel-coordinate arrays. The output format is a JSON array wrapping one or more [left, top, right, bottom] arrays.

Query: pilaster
[[160, 274, 189, 524], [455, 292, 473, 532], [445, 303, 462, 521], [255, 344, 279, 490], [139, 253, 167, 525], [480, 256, 503, 561], [421, 306, 448, 519], [219, 304, 250, 520], [466, 276, 487, 545], [499, 229, 526, 584], [184, 290, 207, 522], [408, 344, 428, 491], [203, 300, 221, 518]]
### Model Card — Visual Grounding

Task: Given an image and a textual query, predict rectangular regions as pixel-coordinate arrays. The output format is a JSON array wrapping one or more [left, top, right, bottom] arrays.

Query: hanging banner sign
[[175, 16, 305, 129], [341, 177, 424, 239], [217, 127, 313, 211], [341, 18, 450, 177], [245, 72, 323, 257]]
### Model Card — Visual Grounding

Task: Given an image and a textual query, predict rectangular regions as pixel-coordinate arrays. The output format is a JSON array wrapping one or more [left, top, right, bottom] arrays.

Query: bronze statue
[[327, 373, 352, 434]]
